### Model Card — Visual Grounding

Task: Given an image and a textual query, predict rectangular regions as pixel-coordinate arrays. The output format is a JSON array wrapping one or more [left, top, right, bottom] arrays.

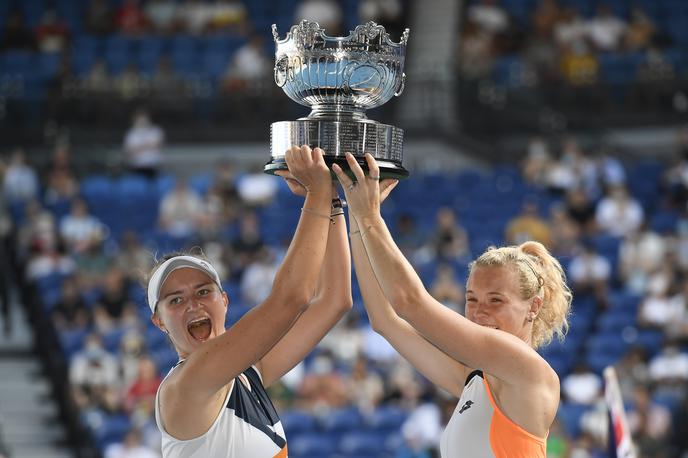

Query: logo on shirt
[[459, 400, 474, 414]]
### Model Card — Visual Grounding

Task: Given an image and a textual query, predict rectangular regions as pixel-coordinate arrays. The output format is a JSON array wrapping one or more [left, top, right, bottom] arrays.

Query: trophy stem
[[308, 104, 367, 121]]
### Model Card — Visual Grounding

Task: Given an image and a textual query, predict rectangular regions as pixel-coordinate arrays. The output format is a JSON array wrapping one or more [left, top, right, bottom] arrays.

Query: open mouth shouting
[[187, 316, 213, 342]]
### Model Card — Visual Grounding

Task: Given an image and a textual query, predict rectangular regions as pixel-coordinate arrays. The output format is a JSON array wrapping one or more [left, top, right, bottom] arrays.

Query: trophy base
[[267, 119, 409, 180]]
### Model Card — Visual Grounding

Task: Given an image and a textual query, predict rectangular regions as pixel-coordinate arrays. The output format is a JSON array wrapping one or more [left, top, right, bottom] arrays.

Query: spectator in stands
[[665, 125, 688, 208], [670, 396, 688, 457], [116, 0, 150, 35], [424, 207, 470, 262], [1, 10, 35, 51], [94, 267, 132, 321], [239, 246, 279, 306], [119, 331, 147, 386], [586, 4, 627, 53], [648, 340, 688, 387], [231, 210, 264, 266], [319, 313, 364, 367], [394, 213, 425, 261], [144, 0, 178, 34], [456, 18, 495, 81], [568, 242, 611, 307], [336, 153, 572, 457], [666, 280, 688, 341], [467, 0, 509, 36], [521, 136, 552, 187], [175, 0, 213, 35], [359, 0, 405, 38], [346, 354, 384, 413], [505, 200, 553, 247], [52, 276, 92, 331], [104, 428, 158, 458], [298, 351, 348, 412], [530, 0, 560, 40], [3, 148, 39, 203], [398, 399, 442, 457], [623, 7, 656, 52], [44, 147, 79, 206], [123, 109, 165, 179], [295, 0, 343, 35], [614, 346, 651, 400], [158, 178, 204, 239], [236, 165, 278, 206], [83, 59, 112, 96], [207, 0, 248, 34], [561, 362, 602, 405], [114, 63, 144, 100], [627, 385, 672, 457], [619, 225, 666, 294], [85, 0, 115, 36], [70, 333, 120, 408], [595, 185, 644, 238], [554, 7, 587, 51], [429, 263, 465, 314], [559, 42, 599, 86], [25, 239, 76, 281], [221, 35, 271, 92], [148, 146, 352, 456], [548, 204, 581, 256], [564, 187, 596, 234], [150, 56, 185, 98], [34, 9, 69, 54], [115, 231, 152, 284], [59, 198, 106, 254], [124, 356, 161, 414], [73, 235, 113, 290]]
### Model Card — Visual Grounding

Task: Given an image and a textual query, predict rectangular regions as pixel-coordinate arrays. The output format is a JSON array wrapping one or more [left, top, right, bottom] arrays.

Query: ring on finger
[[348, 183, 356, 192], [367, 174, 380, 181]]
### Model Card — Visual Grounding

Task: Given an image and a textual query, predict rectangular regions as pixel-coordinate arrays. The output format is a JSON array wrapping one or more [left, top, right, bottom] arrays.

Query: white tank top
[[155, 361, 288, 458], [440, 370, 547, 458]]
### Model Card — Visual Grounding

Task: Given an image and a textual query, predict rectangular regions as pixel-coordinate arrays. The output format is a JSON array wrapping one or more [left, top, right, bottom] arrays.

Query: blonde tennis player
[[334, 153, 572, 457]]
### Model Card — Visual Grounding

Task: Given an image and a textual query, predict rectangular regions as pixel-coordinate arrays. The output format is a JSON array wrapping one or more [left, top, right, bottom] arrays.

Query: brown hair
[[469, 241, 572, 349]]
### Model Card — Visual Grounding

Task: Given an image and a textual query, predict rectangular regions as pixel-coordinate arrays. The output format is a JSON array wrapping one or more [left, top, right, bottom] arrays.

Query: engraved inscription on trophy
[[266, 20, 411, 180]]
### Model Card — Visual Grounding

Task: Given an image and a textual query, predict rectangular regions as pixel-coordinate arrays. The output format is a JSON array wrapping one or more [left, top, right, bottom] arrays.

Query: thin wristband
[[301, 207, 331, 220]]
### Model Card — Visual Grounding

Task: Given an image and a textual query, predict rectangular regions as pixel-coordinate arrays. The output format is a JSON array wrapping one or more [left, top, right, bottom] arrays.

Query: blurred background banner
[[0, 0, 687, 457]]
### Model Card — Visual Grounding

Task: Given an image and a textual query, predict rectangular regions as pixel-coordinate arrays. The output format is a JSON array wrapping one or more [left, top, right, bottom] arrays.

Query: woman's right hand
[[274, 145, 331, 197]]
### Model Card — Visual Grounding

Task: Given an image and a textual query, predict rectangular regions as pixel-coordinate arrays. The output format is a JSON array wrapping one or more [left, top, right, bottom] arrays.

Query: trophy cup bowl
[[266, 20, 410, 180]]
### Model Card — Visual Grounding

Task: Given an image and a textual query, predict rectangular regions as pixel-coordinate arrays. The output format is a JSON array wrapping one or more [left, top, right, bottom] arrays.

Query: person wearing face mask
[[149, 146, 352, 457], [333, 153, 573, 457]]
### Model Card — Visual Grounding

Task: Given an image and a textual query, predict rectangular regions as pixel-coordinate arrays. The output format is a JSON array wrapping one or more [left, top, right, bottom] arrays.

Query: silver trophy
[[266, 20, 410, 180]]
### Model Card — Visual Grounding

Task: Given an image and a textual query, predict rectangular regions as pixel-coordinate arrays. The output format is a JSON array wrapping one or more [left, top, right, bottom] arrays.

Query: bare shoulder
[[487, 357, 560, 438], [159, 368, 232, 440]]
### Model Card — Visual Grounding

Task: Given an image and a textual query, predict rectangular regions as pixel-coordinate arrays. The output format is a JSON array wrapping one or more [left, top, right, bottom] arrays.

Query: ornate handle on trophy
[[394, 73, 406, 97]]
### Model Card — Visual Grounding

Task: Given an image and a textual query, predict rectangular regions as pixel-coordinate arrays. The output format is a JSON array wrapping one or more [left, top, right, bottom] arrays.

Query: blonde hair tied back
[[470, 241, 573, 349]]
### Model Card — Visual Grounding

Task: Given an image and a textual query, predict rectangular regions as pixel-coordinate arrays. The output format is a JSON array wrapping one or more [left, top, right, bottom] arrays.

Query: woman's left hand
[[332, 152, 398, 221]]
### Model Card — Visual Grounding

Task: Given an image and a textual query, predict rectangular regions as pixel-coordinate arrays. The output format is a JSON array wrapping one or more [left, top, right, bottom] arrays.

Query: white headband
[[147, 255, 222, 313]]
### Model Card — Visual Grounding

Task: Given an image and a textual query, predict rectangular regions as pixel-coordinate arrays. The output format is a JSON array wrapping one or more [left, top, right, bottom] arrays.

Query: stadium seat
[[557, 402, 588, 439], [287, 433, 336, 456], [280, 410, 317, 435], [339, 432, 388, 455], [321, 407, 363, 433]]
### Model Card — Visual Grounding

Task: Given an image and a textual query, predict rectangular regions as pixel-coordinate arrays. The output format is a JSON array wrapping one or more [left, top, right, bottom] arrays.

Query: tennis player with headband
[[333, 152, 572, 457], [150, 146, 351, 457]]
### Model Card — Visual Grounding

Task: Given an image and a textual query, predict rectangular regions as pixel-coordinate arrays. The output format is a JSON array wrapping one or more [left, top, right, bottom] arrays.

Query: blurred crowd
[[1, 112, 687, 457], [0, 0, 407, 106], [458, 0, 681, 89]]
